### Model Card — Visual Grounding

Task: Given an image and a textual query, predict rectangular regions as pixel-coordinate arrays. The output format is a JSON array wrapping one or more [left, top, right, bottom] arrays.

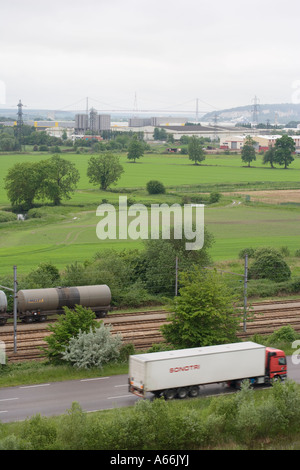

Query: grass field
[[1, 152, 300, 205], [0, 151, 300, 276]]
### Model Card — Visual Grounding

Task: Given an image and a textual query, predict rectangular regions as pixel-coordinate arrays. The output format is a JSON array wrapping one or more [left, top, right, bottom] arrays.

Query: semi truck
[[128, 342, 287, 399]]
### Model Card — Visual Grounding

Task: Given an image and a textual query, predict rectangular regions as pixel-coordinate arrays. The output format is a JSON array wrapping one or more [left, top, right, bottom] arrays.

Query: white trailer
[[129, 342, 269, 399]]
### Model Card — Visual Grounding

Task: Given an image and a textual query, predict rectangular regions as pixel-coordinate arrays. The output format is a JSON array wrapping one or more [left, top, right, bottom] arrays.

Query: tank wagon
[[0, 291, 7, 315], [0, 285, 111, 325]]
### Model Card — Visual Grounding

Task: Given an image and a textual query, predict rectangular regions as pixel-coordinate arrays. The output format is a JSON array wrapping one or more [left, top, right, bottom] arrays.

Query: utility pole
[[252, 95, 259, 127], [133, 92, 138, 117], [16, 99, 24, 149], [203, 254, 249, 331], [213, 113, 218, 142], [175, 256, 178, 296]]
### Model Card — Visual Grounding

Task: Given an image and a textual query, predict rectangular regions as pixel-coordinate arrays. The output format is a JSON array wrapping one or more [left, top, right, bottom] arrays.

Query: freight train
[[0, 285, 111, 326]]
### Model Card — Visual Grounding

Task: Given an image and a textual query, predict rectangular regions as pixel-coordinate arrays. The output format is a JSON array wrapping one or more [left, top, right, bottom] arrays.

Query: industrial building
[[128, 116, 188, 127], [74, 110, 111, 134], [219, 134, 300, 152]]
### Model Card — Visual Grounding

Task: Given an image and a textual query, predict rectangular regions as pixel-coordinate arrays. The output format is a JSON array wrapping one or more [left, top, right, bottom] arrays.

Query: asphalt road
[[0, 356, 299, 423]]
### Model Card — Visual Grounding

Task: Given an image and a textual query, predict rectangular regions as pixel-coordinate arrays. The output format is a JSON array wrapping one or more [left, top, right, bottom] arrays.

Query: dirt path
[[224, 189, 300, 204]]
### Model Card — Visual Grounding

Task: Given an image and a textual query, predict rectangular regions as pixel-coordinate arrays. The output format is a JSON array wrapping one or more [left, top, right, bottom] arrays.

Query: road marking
[[0, 411, 8, 413], [20, 384, 50, 389], [107, 394, 133, 400], [80, 377, 110, 382], [0, 397, 19, 402], [114, 384, 128, 388]]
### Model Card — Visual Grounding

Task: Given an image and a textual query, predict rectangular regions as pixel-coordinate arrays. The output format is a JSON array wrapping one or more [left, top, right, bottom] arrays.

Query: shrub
[[238, 247, 255, 259], [57, 402, 88, 450], [20, 414, 57, 450], [253, 246, 281, 259], [27, 208, 44, 219], [146, 180, 166, 194], [280, 246, 290, 257], [43, 306, 99, 363], [267, 325, 299, 344], [25, 262, 60, 289], [248, 251, 291, 282], [0, 211, 16, 223], [61, 323, 122, 369], [209, 191, 221, 204]]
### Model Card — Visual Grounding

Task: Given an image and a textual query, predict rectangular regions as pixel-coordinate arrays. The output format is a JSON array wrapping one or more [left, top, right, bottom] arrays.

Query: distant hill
[[202, 103, 300, 126], [0, 108, 76, 121]]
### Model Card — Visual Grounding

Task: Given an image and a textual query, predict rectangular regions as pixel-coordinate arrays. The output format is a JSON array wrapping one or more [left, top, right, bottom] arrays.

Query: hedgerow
[[1, 380, 300, 450]]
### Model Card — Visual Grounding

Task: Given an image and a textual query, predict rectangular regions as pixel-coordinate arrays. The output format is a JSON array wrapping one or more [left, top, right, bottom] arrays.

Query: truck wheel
[[177, 387, 188, 399], [163, 389, 176, 400], [189, 386, 199, 398]]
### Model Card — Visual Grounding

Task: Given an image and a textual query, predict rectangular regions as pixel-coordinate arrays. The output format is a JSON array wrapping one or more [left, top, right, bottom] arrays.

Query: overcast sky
[[1, 0, 300, 114]]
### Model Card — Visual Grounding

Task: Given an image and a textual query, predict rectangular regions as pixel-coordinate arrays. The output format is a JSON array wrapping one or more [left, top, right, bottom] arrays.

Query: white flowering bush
[[62, 323, 122, 369]]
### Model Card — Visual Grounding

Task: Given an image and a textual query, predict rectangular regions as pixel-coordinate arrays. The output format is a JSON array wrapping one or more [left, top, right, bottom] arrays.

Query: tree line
[[242, 134, 296, 168]]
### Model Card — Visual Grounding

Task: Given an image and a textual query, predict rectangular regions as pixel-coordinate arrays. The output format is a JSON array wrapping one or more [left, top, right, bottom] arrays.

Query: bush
[[61, 323, 122, 369], [280, 246, 290, 257], [27, 208, 44, 219], [20, 414, 57, 450], [247, 277, 300, 298], [248, 251, 291, 282], [267, 325, 299, 344], [238, 247, 256, 259], [43, 306, 99, 363], [209, 191, 221, 204], [0, 211, 16, 223], [253, 246, 281, 259], [24, 263, 60, 289], [146, 180, 166, 194]]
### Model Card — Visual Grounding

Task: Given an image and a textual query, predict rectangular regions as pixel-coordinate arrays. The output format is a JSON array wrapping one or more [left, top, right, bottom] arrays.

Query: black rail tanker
[[0, 285, 111, 325]]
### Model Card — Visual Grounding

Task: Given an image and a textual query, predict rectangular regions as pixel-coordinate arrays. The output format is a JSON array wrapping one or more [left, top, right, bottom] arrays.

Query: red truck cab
[[265, 347, 287, 382]]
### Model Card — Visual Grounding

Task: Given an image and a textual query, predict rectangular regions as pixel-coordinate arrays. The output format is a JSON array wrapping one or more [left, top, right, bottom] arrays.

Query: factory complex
[[1, 108, 300, 152]]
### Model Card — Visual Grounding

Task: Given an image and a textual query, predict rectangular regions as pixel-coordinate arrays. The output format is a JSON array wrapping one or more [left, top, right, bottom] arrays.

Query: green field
[[0, 151, 300, 276], [1, 152, 300, 205]]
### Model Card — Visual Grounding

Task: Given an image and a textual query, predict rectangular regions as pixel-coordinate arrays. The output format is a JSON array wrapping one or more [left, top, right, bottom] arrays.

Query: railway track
[[1, 301, 300, 363]]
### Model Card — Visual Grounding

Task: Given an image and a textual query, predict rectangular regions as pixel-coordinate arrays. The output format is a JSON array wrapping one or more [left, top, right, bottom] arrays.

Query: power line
[[51, 96, 220, 115]]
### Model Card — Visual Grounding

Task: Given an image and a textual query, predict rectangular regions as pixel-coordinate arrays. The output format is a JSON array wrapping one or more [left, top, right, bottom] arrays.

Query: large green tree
[[274, 134, 295, 169], [87, 153, 124, 190], [4, 161, 41, 209], [127, 136, 144, 163], [263, 147, 276, 168], [39, 155, 80, 205], [188, 136, 205, 165], [241, 136, 256, 167], [161, 268, 240, 348]]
